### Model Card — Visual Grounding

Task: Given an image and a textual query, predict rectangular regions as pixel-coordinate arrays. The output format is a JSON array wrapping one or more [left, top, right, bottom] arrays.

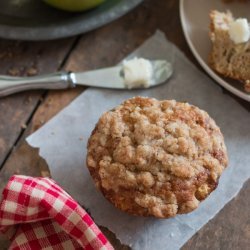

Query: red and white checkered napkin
[[0, 175, 114, 250]]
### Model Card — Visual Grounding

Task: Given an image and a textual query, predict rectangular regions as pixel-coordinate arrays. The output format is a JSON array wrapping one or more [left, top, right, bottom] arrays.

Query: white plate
[[180, 0, 250, 102]]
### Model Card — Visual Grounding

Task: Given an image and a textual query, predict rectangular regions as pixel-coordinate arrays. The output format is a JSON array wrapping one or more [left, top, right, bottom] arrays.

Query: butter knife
[[0, 60, 172, 97]]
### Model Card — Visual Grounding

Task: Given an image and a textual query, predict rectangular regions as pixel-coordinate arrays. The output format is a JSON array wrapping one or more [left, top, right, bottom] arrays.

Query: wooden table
[[0, 1, 249, 249]]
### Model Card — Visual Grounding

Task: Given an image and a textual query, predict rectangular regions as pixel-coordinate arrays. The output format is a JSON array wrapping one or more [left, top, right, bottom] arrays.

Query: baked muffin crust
[[87, 97, 228, 218]]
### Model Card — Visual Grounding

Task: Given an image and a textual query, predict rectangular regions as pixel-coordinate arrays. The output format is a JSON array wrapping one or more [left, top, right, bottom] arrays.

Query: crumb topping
[[87, 97, 228, 218]]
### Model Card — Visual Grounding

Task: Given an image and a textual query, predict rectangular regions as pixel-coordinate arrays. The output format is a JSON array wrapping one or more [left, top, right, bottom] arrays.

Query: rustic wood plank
[[0, 37, 77, 167], [0, 0, 249, 249], [0, 88, 81, 192]]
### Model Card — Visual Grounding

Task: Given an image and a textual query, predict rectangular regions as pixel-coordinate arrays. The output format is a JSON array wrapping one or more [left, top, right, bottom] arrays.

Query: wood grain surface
[[0, 37, 77, 167], [0, 0, 249, 249]]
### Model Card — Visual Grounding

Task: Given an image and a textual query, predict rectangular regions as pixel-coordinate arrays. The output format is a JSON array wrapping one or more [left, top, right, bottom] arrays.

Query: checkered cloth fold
[[0, 175, 113, 250]]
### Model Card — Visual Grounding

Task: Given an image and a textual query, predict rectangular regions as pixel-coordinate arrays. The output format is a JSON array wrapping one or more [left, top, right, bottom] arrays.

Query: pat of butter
[[123, 58, 153, 88], [229, 18, 250, 44]]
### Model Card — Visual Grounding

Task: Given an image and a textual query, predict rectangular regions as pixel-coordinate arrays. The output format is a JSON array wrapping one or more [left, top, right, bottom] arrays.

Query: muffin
[[86, 97, 228, 218], [209, 10, 250, 92]]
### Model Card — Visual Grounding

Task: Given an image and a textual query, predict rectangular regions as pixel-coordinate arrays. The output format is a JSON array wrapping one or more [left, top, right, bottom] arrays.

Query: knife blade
[[71, 65, 125, 89]]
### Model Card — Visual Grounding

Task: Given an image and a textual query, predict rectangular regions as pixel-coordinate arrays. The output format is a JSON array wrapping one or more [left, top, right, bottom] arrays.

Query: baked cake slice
[[209, 10, 250, 92]]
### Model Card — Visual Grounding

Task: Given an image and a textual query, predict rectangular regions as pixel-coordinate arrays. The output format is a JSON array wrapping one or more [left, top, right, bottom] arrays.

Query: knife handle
[[0, 72, 76, 97]]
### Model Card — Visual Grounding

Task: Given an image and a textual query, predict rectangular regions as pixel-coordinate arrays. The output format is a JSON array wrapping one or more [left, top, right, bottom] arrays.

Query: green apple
[[44, 0, 105, 12]]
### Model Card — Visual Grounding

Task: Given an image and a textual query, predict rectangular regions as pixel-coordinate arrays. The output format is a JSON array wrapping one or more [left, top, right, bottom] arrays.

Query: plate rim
[[179, 0, 250, 102], [0, 0, 143, 41]]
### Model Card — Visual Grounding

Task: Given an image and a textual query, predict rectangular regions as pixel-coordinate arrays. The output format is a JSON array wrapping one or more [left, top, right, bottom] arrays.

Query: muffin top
[[87, 97, 228, 218]]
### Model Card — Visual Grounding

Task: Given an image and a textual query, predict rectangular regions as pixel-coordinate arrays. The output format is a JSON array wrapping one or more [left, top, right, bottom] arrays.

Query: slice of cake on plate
[[209, 10, 250, 92]]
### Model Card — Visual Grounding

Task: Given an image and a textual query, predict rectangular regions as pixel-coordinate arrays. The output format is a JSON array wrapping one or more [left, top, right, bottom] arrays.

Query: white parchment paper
[[27, 31, 250, 250]]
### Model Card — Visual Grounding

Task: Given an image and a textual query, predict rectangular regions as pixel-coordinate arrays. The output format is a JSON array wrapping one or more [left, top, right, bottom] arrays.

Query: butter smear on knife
[[123, 58, 153, 88]]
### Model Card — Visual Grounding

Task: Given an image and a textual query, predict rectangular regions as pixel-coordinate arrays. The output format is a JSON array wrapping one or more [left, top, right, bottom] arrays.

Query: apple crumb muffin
[[87, 97, 228, 218]]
